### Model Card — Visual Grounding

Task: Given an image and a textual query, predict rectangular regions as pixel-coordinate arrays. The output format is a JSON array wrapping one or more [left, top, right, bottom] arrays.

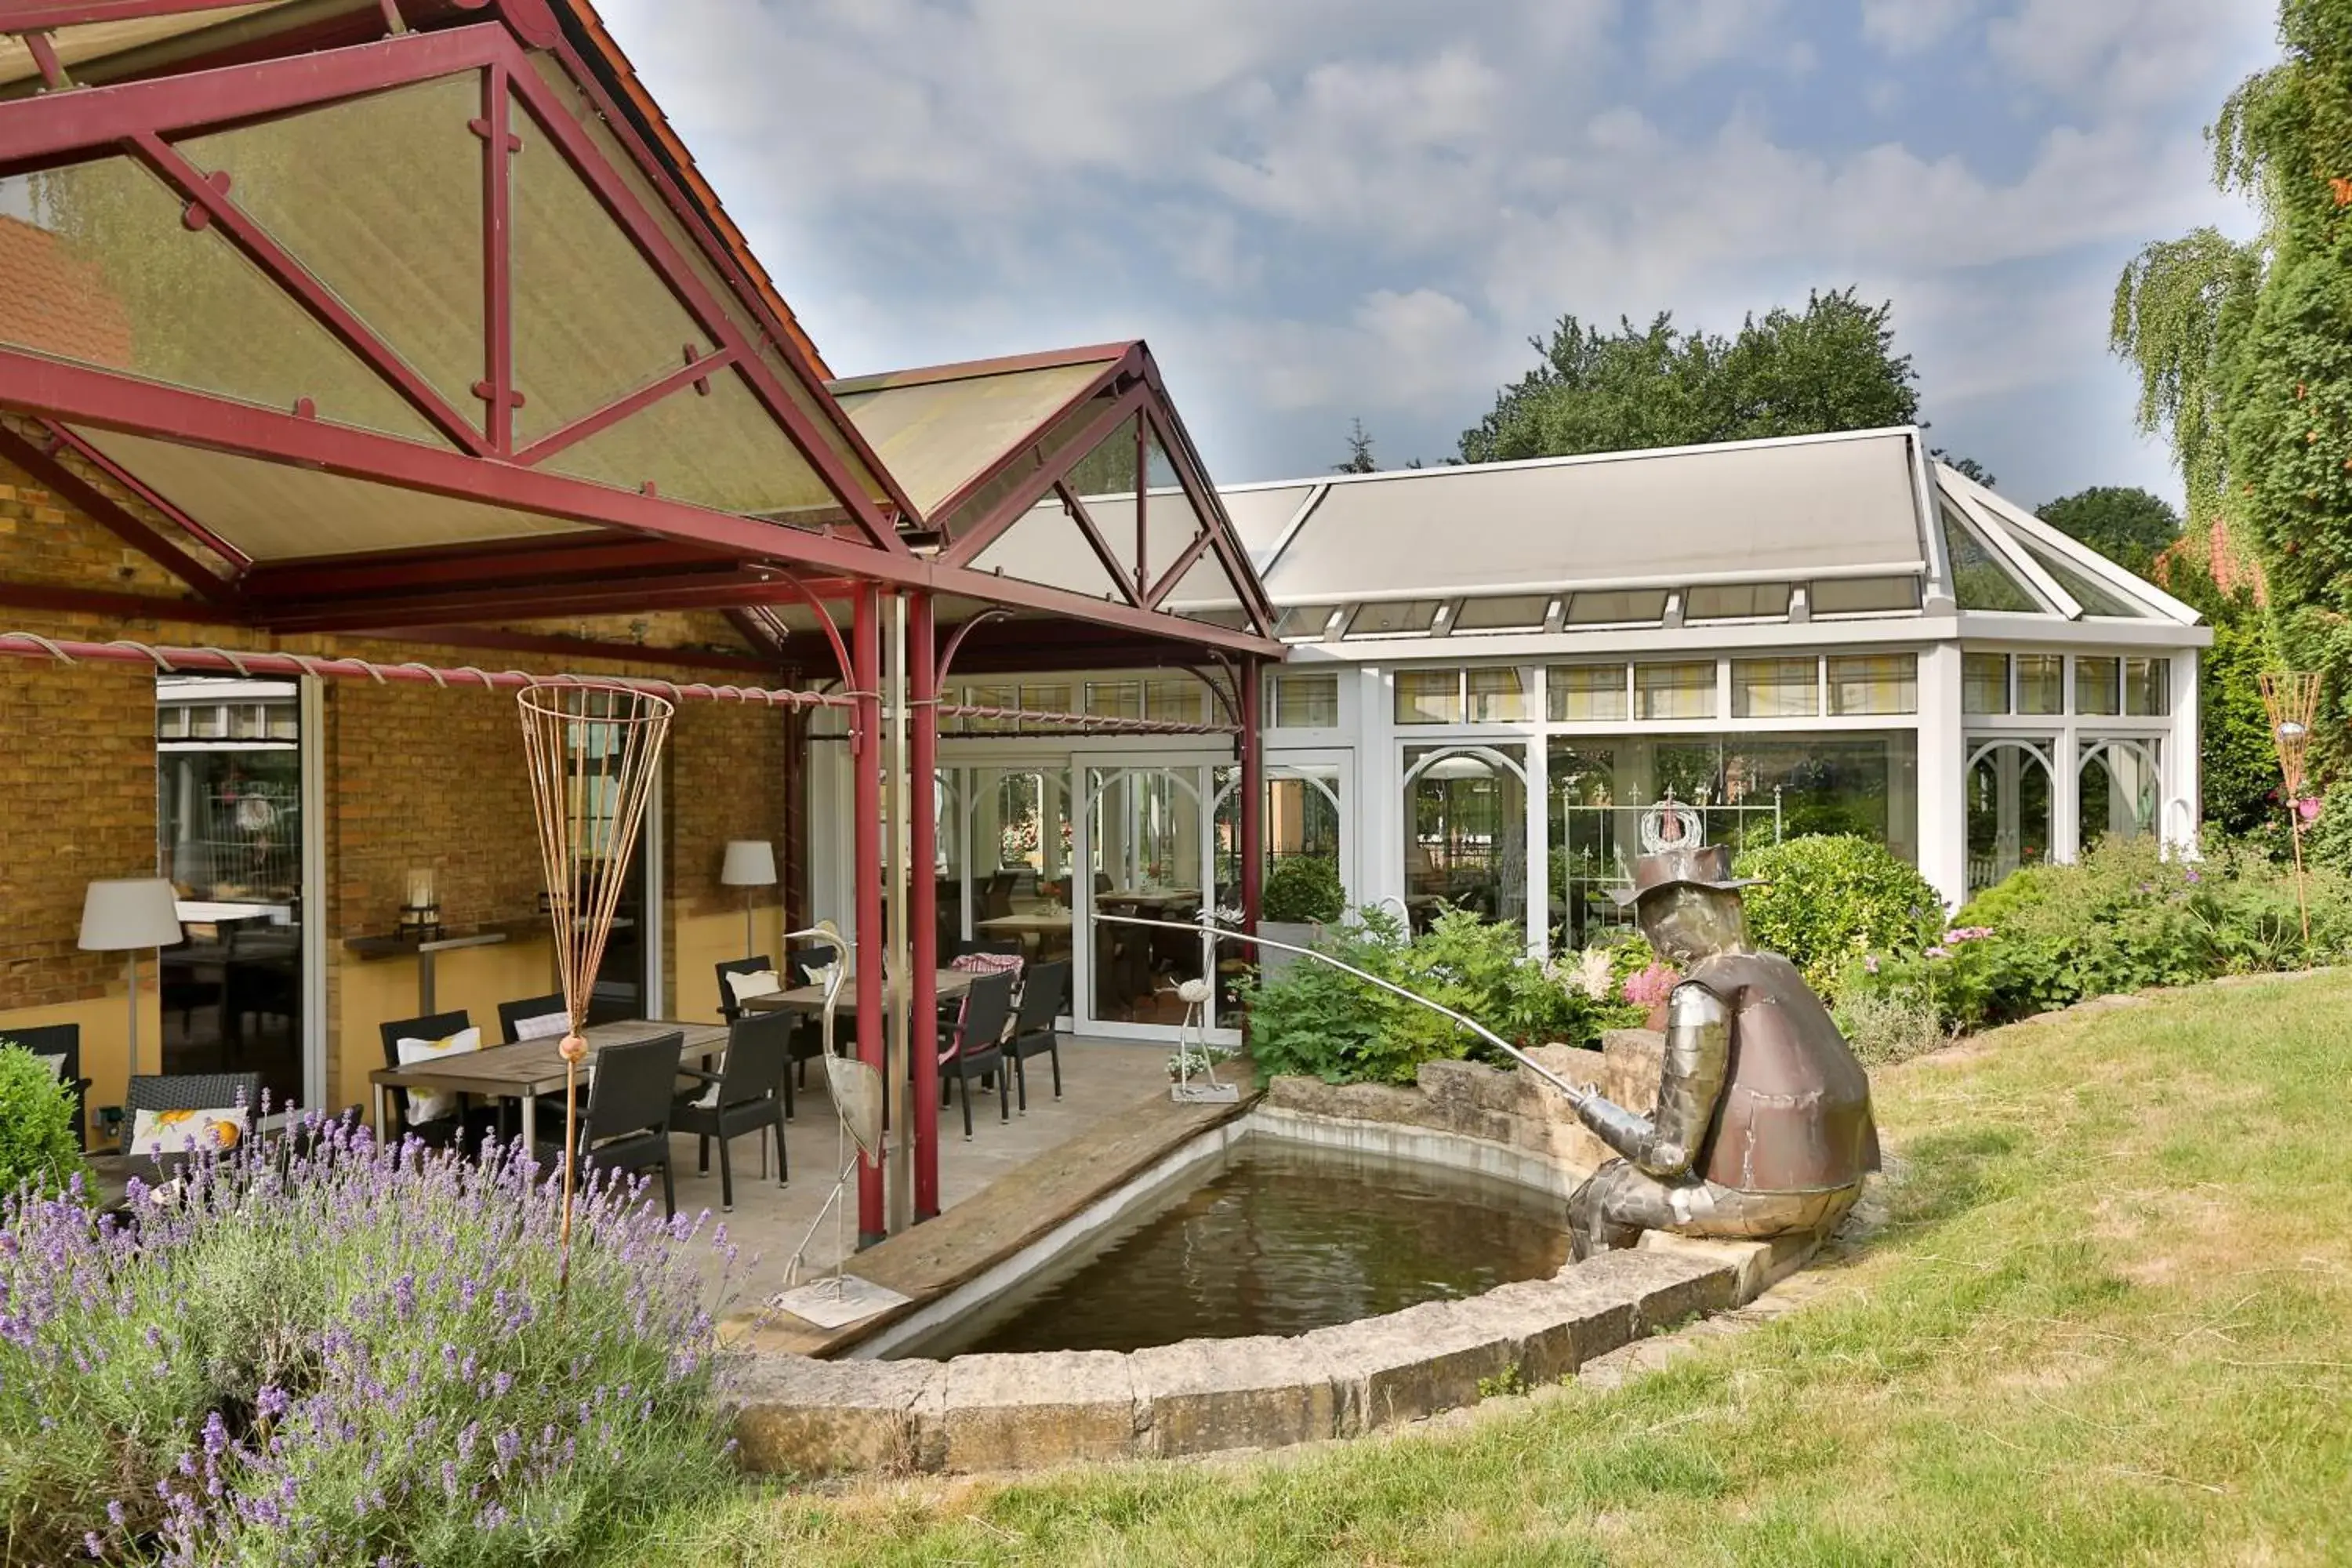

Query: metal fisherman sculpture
[[1566, 842, 1879, 1259]]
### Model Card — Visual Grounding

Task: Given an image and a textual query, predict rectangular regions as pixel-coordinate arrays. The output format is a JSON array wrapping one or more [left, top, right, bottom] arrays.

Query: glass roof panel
[[71, 425, 590, 561], [538, 366, 838, 519], [508, 87, 716, 447], [179, 72, 487, 431], [968, 495, 1129, 603], [0, 153, 440, 443], [1940, 508, 2045, 613], [2018, 539, 2148, 618], [1142, 426, 1209, 593], [1453, 593, 1552, 631], [1059, 412, 1142, 590], [1164, 544, 1254, 628]]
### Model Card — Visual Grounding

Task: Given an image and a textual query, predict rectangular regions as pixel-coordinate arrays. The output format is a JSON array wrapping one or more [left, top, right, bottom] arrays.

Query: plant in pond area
[[0, 1113, 740, 1567], [0, 1041, 82, 1200], [1261, 855, 1346, 924], [1734, 834, 1945, 999], [1476, 1366, 1530, 1399]]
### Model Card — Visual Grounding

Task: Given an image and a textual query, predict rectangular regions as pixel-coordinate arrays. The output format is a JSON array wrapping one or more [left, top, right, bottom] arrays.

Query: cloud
[[1860, 0, 1979, 59], [1644, 0, 1788, 82]]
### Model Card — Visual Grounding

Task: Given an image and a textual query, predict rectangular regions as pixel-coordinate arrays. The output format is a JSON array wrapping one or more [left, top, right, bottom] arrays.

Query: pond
[[906, 1134, 1570, 1358]]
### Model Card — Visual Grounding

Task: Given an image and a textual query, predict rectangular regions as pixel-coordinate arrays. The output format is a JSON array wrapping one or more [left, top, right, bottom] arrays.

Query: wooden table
[[368, 1017, 728, 1156], [741, 970, 974, 1018]]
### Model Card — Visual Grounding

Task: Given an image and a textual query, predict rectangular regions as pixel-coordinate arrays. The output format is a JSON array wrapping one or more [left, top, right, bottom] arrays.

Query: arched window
[[2079, 739, 2161, 849], [1965, 740, 2053, 895]]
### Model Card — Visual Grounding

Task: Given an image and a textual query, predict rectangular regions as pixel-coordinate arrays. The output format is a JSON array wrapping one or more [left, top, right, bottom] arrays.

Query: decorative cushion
[[32, 1051, 68, 1081], [950, 953, 1022, 979], [129, 1105, 248, 1158], [394, 1025, 483, 1123], [725, 968, 783, 1006], [512, 1011, 570, 1043]]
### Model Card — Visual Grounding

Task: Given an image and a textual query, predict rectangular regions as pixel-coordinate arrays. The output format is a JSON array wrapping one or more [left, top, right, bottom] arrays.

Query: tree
[[1936, 454, 1997, 487], [1334, 418, 1378, 474], [1458, 286, 1920, 463], [2036, 486, 2183, 576]]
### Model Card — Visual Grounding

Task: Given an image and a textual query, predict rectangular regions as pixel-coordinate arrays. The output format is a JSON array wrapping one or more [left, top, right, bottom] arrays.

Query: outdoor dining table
[[368, 1017, 729, 1157], [740, 969, 975, 1019]]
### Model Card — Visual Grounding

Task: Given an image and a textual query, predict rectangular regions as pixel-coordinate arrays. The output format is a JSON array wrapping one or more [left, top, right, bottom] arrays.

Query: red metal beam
[[367, 622, 779, 676], [936, 383, 1149, 568], [0, 423, 243, 606], [1, 2, 276, 28], [920, 348, 1137, 539], [909, 589, 940, 1221], [237, 532, 728, 599], [479, 60, 516, 455], [42, 421, 249, 568], [512, 345, 740, 467], [0, 579, 229, 622], [1054, 481, 1141, 608], [1139, 397, 1280, 638], [1145, 523, 1214, 610], [246, 568, 793, 632]]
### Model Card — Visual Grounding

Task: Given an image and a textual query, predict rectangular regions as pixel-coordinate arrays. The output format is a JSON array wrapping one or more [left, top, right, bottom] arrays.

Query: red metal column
[[908, 592, 942, 1221], [1240, 658, 1265, 932], [851, 583, 886, 1247]]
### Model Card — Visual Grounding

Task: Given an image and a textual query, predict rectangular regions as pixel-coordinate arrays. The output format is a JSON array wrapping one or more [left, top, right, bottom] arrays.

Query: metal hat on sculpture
[[1610, 842, 1760, 906], [517, 681, 673, 1293]]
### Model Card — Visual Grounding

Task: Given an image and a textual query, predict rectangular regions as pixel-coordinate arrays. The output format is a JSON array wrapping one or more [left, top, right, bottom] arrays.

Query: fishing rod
[[1091, 911, 1596, 1110]]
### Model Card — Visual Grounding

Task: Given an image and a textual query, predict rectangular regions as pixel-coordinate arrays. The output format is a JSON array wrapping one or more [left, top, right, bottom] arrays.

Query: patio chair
[[786, 943, 839, 987], [671, 1011, 791, 1210], [574, 1032, 684, 1219], [378, 1011, 497, 1149], [8, 1022, 90, 1150], [953, 938, 1024, 960], [938, 969, 1015, 1139], [120, 1070, 263, 1181], [496, 993, 571, 1044], [1007, 960, 1071, 1112], [715, 954, 782, 1024]]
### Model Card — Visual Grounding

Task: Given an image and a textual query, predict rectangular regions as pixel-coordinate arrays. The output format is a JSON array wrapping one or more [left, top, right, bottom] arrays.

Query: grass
[[607, 973, 2352, 1566]]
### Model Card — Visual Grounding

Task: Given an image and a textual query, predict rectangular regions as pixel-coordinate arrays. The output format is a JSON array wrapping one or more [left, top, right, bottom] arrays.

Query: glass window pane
[[1395, 670, 1463, 725], [968, 487, 1131, 602], [1828, 654, 1918, 716], [2124, 658, 2171, 717], [1967, 741, 2053, 895], [1085, 681, 1142, 721], [1276, 604, 1334, 640], [1687, 583, 1791, 620], [1566, 589, 1669, 625], [1466, 667, 1529, 722], [509, 87, 717, 447], [1731, 658, 1819, 719], [1635, 662, 1718, 720], [1142, 427, 1208, 592], [2074, 657, 2121, 716], [1145, 677, 1205, 725], [1548, 664, 1629, 722], [539, 366, 839, 518], [1019, 683, 1072, 728], [181, 71, 488, 428], [964, 681, 1016, 733], [2017, 654, 2065, 715], [1403, 745, 1526, 935], [2080, 741, 2160, 846], [1272, 672, 1339, 728], [2022, 540, 2147, 617], [1452, 594, 1551, 632], [1962, 652, 2010, 715], [1166, 546, 1251, 628], [1, 153, 440, 442], [1942, 510, 2043, 612], [1346, 600, 1444, 637], [1810, 576, 1922, 615]]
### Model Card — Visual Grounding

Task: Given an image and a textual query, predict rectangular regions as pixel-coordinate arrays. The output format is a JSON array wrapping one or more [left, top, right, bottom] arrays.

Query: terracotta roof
[[0, 215, 132, 368]]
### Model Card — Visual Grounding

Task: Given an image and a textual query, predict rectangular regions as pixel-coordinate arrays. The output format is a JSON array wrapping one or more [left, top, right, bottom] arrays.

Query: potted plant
[[1258, 855, 1345, 978]]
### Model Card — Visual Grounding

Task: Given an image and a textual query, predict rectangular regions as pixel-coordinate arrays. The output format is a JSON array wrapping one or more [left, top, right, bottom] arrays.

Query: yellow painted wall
[[671, 901, 786, 1025], [330, 935, 557, 1123], [0, 984, 165, 1144]]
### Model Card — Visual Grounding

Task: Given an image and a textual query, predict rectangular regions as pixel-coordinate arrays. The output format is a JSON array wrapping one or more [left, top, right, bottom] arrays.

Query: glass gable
[[2020, 539, 2149, 618], [1941, 509, 2042, 613], [538, 365, 839, 519]]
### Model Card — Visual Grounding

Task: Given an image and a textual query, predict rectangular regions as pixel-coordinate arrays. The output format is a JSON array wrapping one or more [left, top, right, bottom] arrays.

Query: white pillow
[[394, 1025, 483, 1124], [32, 1051, 68, 1081], [513, 1011, 570, 1043], [726, 968, 782, 1005], [130, 1105, 249, 1158]]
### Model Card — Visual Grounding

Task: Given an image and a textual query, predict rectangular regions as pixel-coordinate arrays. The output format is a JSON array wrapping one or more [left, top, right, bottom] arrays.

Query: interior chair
[[378, 1010, 495, 1149], [573, 1032, 684, 1219], [981, 870, 1018, 921], [9, 1022, 90, 1150], [1007, 959, 1071, 1113], [496, 993, 569, 1044], [936, 970, 1016, 1139], [671, 1011, 792, 1210]]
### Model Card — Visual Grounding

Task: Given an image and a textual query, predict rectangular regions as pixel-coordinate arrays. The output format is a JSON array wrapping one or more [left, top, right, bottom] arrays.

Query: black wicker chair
[[671, 1011, 791, 1210], [9, 1022, 90, 1149], [575, 1033, 684, 1218], [495, 994, 569, 1044], [714, 955, 781, 1024], [378, 1011, 497, 1149], [121, 1070, 263, 1179], [1007, 959, 1071, 1112], [937, 971, 1015, 1139]]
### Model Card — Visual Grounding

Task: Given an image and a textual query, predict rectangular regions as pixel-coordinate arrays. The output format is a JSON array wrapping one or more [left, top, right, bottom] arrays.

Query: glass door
[[1076, 760, 1221, 1039]]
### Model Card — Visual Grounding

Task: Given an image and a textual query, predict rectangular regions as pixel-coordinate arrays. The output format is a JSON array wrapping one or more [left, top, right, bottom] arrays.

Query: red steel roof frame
[[0, 4, 1283, 660]]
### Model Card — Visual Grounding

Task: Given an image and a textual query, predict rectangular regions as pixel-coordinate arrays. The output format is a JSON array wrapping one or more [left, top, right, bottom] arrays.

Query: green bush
[[1733, 835, 1944, 997], [0, 1041, 82, 1200], [1261, 855, 1346, 924], [1243, 906, 1639, 1086]]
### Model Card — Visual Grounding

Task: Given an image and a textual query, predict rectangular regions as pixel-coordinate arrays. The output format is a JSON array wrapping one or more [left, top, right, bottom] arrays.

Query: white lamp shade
[[719, 840, 779, 887], [79, 878, 183, 950]]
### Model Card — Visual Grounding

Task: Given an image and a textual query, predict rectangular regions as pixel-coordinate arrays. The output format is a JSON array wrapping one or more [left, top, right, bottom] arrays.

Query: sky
[[597, 0, 2281, 510]]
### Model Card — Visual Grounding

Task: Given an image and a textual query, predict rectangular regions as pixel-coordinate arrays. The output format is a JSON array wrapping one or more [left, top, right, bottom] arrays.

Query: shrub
[[1, 1116, 739, 1566], [1261, 855, 1346, 924], [1243, 906, 1639, 1086], [1734, 834, 1944, 997], [0, 1040, 82, 1200]]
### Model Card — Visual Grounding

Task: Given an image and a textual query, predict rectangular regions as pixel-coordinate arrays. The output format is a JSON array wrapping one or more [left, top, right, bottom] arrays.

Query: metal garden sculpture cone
[[2259, 670, 2321, 948], [517, 682, 673, 1292]]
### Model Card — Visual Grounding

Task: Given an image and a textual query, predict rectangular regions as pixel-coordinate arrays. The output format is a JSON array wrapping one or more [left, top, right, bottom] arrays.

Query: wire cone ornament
[[2259, 670, 2321, 948], [517, 682, 673, 1290]]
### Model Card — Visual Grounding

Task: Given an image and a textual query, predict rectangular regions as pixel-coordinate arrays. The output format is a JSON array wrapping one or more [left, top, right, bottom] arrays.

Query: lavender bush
[[0, 1115, 742, 1566]]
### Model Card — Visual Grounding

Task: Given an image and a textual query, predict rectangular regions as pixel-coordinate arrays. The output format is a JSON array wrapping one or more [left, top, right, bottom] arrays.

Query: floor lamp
[[79, 878, 183, 1081], [720, 840, 778, 960]]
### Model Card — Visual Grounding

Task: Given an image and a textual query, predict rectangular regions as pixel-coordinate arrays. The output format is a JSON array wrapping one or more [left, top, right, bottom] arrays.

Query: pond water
[[909, 1136, 1570, 1358]]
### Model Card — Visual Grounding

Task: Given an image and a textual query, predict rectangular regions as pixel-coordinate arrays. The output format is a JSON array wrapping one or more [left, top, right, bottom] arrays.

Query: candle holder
[[397, 867, 442, 941]]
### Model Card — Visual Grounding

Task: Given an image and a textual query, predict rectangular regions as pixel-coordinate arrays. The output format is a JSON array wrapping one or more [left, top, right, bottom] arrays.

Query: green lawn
[[620, 974, 2352, 1566]]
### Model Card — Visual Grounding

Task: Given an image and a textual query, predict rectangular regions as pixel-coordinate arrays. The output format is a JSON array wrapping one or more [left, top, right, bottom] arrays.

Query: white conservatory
[[813, 424, 2205, 1041]]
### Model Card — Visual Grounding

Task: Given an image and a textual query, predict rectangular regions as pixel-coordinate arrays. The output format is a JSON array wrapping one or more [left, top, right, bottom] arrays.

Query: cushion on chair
[[512, 1011, 570, 1042], [725, 968, 783, 1005], [394, 1026, 483, 1122], [31, 1052, 68, 1081], [129, 1105, 249, 1157], [950, 952, 1022, 979]]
